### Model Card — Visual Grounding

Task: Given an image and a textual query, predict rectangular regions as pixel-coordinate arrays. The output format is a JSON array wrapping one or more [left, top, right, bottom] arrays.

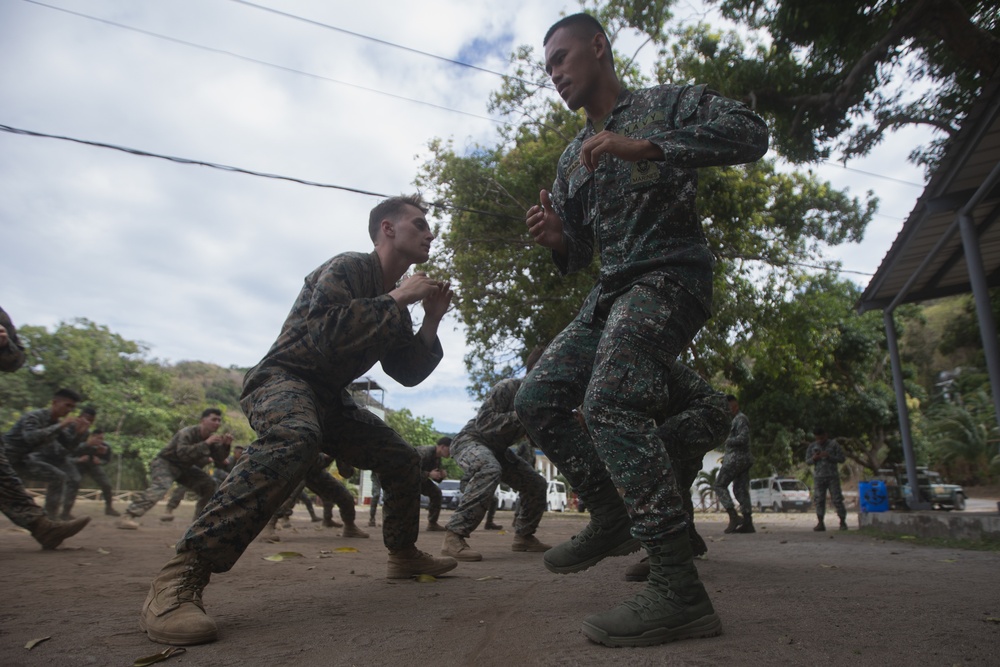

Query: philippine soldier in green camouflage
[[138, 195, 457, 646], [806, 427, 849, 531], [442, 376, 550, 561], [515, 14, 768, 648], [625, 362, 730, 581], [72, 428, 121, 516], [0, 310, 90, 548], [37, 405, 97, 520], [118, 409, 229, 529], [416, 438, 450, 530], [715, 396, 755, 534]]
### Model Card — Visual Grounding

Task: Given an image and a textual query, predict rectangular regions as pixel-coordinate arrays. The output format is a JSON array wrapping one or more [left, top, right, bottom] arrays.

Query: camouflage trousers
[[75, 461, 114, 505], [446, 442, 546, 538], [814, 475, 847, 520], [515, 282, 706, 542], [369, 473, 382, 522], [179, 371, 421, 572], [657, 397, 731, 521], [22, 452, 80, 518], [277, 461, 354, 522], [715, 450, 753, 512], [0, 447, 45, 529], [126, 458, 216, 518]]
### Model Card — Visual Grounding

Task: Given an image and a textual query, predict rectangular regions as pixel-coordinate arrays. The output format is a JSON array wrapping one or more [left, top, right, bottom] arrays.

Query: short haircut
[[726, 395, 738, 403], [80, 406, 98, 417], [813, 427, 826, 436], [201, 407, 223, 419], [436, 436, 453, 447], [91, 429, 105, 436], [368, 194, 428, 242], [544, 12, 610, 51], [54, 388, 83, 402]]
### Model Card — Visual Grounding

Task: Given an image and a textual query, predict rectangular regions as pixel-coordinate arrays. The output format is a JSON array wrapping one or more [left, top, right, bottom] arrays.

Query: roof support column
[[883, 310, 930, 510], [958, 212, 1000, 425]]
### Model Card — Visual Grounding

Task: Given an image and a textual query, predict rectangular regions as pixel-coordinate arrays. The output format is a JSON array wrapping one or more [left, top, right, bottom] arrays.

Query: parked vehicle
[[877, 465, 966, 510], [547, 480, 567, 512], [749, 476, 812, 512], [494, 483, 518, 510], [420, 479, 463, 510]]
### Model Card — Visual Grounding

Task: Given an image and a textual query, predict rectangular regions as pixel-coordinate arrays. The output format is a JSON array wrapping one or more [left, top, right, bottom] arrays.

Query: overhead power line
[[0, 122, 512, 220], [225, 0, 552, 91], [20, 0, 509, 126]]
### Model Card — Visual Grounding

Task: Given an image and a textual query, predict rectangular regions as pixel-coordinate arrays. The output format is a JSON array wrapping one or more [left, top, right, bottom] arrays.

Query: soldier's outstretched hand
[[422, 280, 453, 321]]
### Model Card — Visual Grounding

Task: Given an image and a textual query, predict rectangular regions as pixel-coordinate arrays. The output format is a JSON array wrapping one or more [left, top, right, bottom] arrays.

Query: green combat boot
[[625, 522, 709, 582], [723, 508, 740, 534], [582, 533, 722, 647], [543, 481, 639, 574], [140, 551, 217, 645], [689, 523, 708, 557]]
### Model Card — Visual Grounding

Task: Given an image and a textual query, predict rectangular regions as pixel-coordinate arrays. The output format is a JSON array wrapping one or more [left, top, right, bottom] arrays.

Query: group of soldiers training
[[0, 11, 872, 653]]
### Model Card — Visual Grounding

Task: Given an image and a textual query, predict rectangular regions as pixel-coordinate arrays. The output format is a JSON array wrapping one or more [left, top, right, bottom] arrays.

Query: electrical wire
[[19, 0, 511, 126]]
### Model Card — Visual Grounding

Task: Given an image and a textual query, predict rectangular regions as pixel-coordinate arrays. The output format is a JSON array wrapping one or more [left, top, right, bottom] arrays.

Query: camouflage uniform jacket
[[451, 378, 525, 459], [415, 445, 442, 480], [0, 306, 26, 372], [74, 438, 113, 465], [724, 412, 751, 456], [156, 425, 214, 467], [242, 250, 443, 403], [806, 439, 845, 479], [2, 408, 81, 460], [550, 84, 769, 320]]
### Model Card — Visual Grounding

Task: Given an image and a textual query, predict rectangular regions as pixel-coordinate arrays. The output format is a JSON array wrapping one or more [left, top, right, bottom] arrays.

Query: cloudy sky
[[0, 0, 931, 433]]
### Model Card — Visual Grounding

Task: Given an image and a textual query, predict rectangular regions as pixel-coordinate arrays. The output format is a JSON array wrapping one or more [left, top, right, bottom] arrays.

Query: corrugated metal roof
[[858, 77, 1000, 313]]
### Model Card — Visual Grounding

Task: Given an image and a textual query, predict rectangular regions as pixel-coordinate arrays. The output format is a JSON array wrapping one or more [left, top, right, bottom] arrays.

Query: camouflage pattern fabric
[[126, 456, 216, 518], [548, 84, 769, 323], [420, 477, 442, 523], [0, 446, 45, 528], [30, 450, 81, 518], [0, 306, 26, 372], [73, 439, 115, 504], [156, 425, 216, 468], [174, 250, 442, 572], [806, 438, 846, 479], [814, 475, 847, 519], [303, 457, 357, 523], [516, 282, 708, 542], [165, 483, 189, 513], [3, 408, 84, 464], [715, 412, 753, 512], [369, 472, 382, 522], [448, 378, 547, 537]]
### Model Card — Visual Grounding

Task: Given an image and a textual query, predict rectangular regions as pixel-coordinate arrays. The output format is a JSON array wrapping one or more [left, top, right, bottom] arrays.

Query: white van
[[494, 483, 518, 510], [546, 480, 567, 512], [750, 476, 812, 512]]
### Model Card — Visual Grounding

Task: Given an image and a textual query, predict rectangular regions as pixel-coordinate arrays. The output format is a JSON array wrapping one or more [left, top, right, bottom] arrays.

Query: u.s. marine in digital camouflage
[[516, 12, 768, 648], [139, 195, 457, 646]]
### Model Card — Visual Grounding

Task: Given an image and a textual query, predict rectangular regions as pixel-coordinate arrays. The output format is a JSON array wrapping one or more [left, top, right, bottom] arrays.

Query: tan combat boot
[[140, 551, 218, 645], [30, 515, 91, 550], [160, 507, 174, 522], [511, 533, 552, 552], [441, 530, 482, 561], [341, 522, 370, 538], [117, 514, 141, 530], [386, 546, 458, 579], [262, 515, 280, 543]]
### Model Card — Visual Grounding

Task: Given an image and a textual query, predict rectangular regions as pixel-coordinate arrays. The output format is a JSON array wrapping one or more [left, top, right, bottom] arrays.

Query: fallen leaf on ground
[[820, 564, 838, 569], [983, 617, 1000, 624], [414, 574, 437, 583], [475, 576, 503, 581], [334, 547, 359, 553], [133, 646, 186, 666], [97, 547, 111, 555], [263, 551, 305, 562], [24, 637, 50, 650], [900, 535, 916, 540]]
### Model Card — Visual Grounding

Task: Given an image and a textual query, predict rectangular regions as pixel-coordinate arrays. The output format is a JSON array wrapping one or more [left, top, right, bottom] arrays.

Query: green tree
[[924, 389, 999, 484], [687, 0, 1000, 167]]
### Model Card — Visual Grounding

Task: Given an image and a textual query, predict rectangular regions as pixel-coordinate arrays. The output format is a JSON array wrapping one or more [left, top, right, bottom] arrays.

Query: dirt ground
[[2, 497, 998, 667]]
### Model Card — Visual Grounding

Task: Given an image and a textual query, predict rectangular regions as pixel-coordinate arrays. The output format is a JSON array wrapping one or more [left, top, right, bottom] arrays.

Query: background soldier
[[368, 471, 382, 527], [442, 354, 551, 562], [714, 396, 754, 534], [117, 408, 230, 530], [417, 437, 451, 531], [0, 307, 90, 548], [806, 427, 849, 531], [72, 427, 121, 516], [514, 13, 767, 648]]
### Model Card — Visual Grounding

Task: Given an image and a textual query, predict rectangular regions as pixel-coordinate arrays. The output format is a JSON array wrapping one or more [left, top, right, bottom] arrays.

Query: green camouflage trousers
[[446, 443, 546, 537], [126, 458, 216, 518], [178, 371, 421, 572], [515, 282, 706, 542], [277, 459, 356, 522], [715, 450, 753, 512], [0, 447, 45, 528]]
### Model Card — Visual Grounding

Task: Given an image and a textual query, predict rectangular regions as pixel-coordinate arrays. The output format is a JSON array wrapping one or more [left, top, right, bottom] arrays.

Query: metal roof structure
[[858, 77, 1000, 312]]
